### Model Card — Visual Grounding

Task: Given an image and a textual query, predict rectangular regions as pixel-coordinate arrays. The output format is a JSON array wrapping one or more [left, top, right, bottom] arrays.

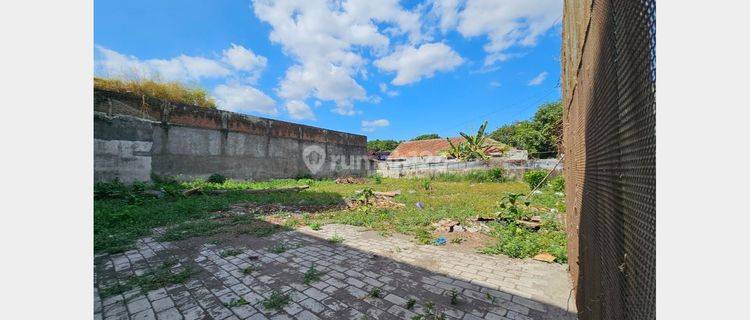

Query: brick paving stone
[[181, 307, 206, 320], [156, 307, 183, 320], [127, 298, 151, 314], [298, 298, 325, 313], [131, 309, 156, 320], [95, 224, 576, 320], [152, 297, 175, 313], [294, 310, 320, 320]]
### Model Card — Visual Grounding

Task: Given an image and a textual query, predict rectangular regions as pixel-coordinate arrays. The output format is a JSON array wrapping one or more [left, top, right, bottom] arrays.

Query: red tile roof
[[390, 138, 465, 158], [390, 137, 507, 158]]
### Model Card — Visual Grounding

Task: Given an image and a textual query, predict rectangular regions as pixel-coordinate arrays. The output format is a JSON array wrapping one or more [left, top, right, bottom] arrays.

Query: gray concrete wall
[[375, 157, 562, 179], [94, 89, 367, 183]]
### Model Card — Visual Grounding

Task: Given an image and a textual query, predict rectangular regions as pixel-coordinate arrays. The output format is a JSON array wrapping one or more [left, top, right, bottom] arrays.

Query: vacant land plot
[[94, 172, 573, 319]]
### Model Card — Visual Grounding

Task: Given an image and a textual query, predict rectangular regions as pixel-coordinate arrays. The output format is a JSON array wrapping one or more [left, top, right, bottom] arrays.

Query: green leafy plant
[[355, 188, 375, 205], [262, 291, 290, 310], [372, 174, 383, 184], [414, 228, 434, 245], [269, 244, 288, 254], [498, 193, 531, 220], [523, 170, 547, 189], [207, 173, 227, 184], [303, 265, 324, 284], [449, 289, 459, 305], [405, 298, 416, 309], [485, 292, 496, 303], [421, 179, 432, 191], [328, 235, 344, 244], [549, 175, 565, 192], [369, 287, 382, 298], [225, 297, 248, 308], [308, 222, 322, 231], [219, 248, 243, 258], [242, 265, 257, 275]]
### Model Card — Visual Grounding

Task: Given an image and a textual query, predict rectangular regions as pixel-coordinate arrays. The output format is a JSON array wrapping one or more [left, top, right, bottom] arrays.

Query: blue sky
[[95, 0, 562, 140]]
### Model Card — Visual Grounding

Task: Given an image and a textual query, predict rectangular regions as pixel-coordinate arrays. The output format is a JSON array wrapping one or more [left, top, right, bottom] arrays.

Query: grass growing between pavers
[[95, 172, 568, 262], [99, 259, 194, 298]]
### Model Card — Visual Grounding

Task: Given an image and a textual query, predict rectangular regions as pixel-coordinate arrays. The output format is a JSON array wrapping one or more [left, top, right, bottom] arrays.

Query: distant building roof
[[390, 137, 509, 158], [390, 138, 463, 158]]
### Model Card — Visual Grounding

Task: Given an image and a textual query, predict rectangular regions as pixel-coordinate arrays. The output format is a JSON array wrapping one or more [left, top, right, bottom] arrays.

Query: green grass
[[369, 287, 381, 298], [94, 178, 342, 253], [99, 260, 194, 298], [269, 244, 288, 254], [262, 291, 290, 310], [95, 176, 568, 262], [219, 248, 243, 258], [242, 265, 257, 275], [328, 235, 344, 244], [303, 265, 324, 284], [224, 297, 248, 308]]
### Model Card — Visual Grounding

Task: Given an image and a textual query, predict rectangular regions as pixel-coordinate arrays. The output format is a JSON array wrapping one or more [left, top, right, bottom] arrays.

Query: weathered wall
[[375, 158, 562, 179], [94, 89, 367, 183], [562, 0, 656, 319]]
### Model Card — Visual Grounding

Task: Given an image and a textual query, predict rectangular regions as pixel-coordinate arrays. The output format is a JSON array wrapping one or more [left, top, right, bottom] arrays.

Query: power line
[[447, 87, 559, 135]]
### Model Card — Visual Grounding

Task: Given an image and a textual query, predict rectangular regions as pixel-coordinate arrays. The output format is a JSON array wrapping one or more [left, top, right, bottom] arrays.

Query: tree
[[489, 101, 562, 158], [411, 133, 440, 141], [367, 139, 400, 152], [443, 121, 507, 161]]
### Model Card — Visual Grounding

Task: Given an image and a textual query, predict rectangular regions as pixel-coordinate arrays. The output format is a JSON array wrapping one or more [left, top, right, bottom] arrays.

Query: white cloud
[[96, 46, 231, 82], [428, 0, 462, 33], [96, 44, 269, 85], [375, 42, 463, 85], [221, 43, 267, 82], [450, 0, 561, 66], [213, 84, 277, 115], [284, 100, 316, 120], [361, 119, 390, 132], [489, 81, 501, 87], [252, 0, 424, 114], [379, 83, 399, 97], [527, 71, 548, 86]]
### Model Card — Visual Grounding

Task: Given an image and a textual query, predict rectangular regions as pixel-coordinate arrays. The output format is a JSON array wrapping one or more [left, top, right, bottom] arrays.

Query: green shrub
[[549, 175, 565, 192], [523, 170, 547, 189], [207, 174, 227, 184], [481, 222, 568, 262]]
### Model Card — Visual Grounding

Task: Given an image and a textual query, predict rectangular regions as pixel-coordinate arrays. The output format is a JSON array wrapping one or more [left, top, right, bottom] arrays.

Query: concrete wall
[[94, 89, 367, 183], [375, 157, 562, 179]]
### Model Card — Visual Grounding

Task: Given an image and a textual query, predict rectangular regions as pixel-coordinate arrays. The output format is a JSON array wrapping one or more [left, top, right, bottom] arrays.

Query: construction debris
[[533, 252, 556, 263], [433, 219, 459, 232], [335, 176, 368, 184], [346, 190, 405, 209]]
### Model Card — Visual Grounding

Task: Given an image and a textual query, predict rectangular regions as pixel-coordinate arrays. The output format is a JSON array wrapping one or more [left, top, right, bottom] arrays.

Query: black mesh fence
[[561, 0, 655, 319]]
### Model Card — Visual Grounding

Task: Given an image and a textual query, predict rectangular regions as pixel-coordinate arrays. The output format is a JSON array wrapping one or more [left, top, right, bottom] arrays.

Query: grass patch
[[328, 235, 344, 244], [480, 221, 567, 262], [262, 291, 290, 310], [219, 248, 243, 258], [94, 178, 342, 253], [95, 77, 217, 108], [369, 287, 382, 298], [303, 265, 324, 285], [269, 244, 288, 254], [242, 265, 257, 275], [158, 220, 224, 242], [100, 260, 194, 298], [308, 222, 322, 231], [414, 229, 435, 245], [224, 297, 248, 308]]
